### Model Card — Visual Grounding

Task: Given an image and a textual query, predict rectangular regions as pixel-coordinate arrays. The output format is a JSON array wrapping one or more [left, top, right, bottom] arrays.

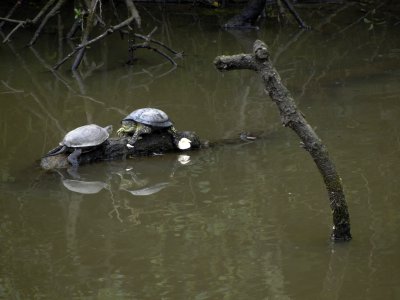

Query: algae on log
[[40, 131, 201, 170], [214, 40, 352, 241]]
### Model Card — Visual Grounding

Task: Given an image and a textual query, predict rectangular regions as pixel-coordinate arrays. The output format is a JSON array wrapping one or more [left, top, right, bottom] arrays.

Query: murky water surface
[[1, 4, 400, 299]]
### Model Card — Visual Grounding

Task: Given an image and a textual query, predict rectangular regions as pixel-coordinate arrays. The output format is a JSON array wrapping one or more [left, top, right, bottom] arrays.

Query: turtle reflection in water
[[44, 124, 113, 167], [116, 168, 169, 196], [62, 179, 108, 194], [117, 108, 191, 150]]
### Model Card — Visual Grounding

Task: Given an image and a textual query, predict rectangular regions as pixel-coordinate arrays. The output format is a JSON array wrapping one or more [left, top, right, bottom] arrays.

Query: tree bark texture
[[214, 40, 351, 241], [41, 131, 201, 170]]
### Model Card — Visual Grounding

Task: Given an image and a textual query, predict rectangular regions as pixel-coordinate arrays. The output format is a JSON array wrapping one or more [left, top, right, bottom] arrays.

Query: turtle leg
[[67, 148, 82, 167], [44, 145, 67, 157], [168, 126, 181, 146], [127, 124, 152, 147]]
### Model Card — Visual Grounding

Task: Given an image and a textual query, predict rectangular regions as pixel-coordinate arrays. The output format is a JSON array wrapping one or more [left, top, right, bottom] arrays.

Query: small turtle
[[117, 108, 185, 149], [44, 124, 112, 167]]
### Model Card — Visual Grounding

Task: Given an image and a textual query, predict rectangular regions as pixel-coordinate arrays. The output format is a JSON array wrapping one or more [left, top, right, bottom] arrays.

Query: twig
[[1, 81, 24, 93], [134, 33, 180, 55], [76, 95, 105, 105], [0, 1, 22, 29], [1, 0, 60, 42], [281, 0, 311, 29], [66, 18, 82, 39], [109, 0, 125, 39], [72, 0, 99, 70], [72, 70, 86, 94], [129, 26, 179, 65], [53, 0, 140, 70], [2, 22, 25, 43], [28, 0, 67, 46], [29, 92, 65, 134], [109, 0, 121, 22], [133, 45, 178, 66], [125, 0, 141, 28], [32, 0, 58, 24], [32, 0, 57, 24], [0, 17, 24, 25], [29, 46, 76, 93], [334, 3, 384, 37]]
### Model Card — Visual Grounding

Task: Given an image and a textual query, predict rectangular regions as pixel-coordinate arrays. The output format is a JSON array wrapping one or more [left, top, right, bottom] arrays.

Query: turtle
[[116, 108, 184, 149], [44, 124, 113, 167]]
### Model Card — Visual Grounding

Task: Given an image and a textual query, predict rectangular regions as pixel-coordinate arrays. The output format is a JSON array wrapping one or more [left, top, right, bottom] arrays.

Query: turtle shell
[[123, 108, 173, 127], [62, 124, 111, 148]]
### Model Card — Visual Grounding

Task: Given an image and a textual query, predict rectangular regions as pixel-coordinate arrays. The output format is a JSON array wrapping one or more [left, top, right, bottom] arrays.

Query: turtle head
[[117, 120, 137, 137]]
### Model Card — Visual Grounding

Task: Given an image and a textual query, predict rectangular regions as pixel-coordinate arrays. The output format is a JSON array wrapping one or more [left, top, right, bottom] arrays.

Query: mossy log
[[214, 40, 351, 241], [40, 131, 202, 170]]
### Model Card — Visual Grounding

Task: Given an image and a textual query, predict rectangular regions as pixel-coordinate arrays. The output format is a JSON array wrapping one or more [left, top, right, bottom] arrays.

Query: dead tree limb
[[135, 33, 180, 55], [72, 0, 99, 70], [129, 26, 179, 66], [214, 40, 351, 241], [28, 0, 67, 46], [0, 1, 22, 29], [2, 21, 25, 43], [54, 26, 180, 70], [53, 0, 141, 70], [1, 0, 59, 43], [31, 0, 58, 24], [2, 1, 177, 70], [132, 45, 178, 66], [66, 18, 82, 39]]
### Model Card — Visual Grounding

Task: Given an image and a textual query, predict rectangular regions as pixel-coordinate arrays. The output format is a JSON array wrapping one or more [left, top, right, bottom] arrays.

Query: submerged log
[[40, 131, 202, 170], [214, 40, 352, 242]]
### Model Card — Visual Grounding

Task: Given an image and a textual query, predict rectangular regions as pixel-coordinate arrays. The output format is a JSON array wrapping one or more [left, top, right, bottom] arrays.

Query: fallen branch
[[40, 131, 202, 170], [214, 40, 351, 241]]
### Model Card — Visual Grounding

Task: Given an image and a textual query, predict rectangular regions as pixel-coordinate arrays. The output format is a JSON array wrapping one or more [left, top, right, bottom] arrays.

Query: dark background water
[[1, 3, 400, 299]]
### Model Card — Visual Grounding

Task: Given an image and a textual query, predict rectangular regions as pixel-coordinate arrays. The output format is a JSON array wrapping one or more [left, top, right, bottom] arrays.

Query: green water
[[1, 4, 400, 299]]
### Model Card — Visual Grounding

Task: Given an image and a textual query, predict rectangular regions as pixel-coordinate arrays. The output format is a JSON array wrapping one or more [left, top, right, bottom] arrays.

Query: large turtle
[[44, 124, 113, 167], [117, 108, 189, 149]]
